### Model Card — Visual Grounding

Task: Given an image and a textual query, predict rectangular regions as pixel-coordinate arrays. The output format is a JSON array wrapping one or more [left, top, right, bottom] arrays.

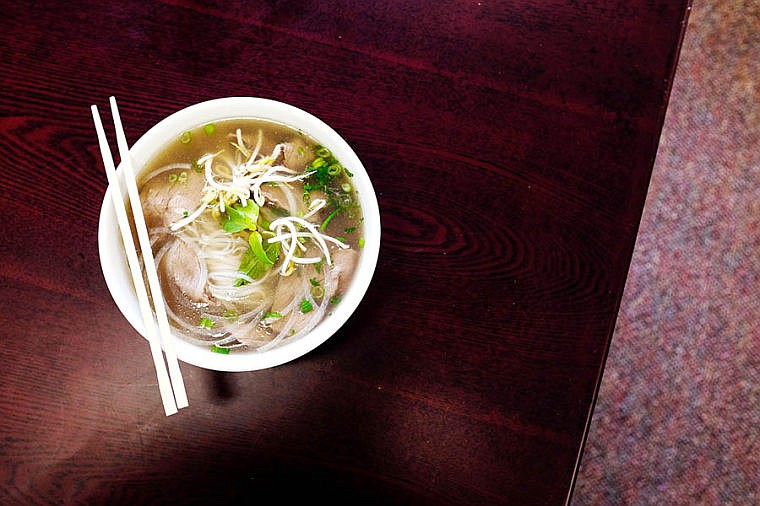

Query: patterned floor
[[573, 2, 759, 504]]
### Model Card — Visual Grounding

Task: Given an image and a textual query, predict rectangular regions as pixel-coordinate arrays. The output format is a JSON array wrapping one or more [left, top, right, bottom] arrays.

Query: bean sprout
[[169, 140, 313, 231], [267, 215, 349, 275]]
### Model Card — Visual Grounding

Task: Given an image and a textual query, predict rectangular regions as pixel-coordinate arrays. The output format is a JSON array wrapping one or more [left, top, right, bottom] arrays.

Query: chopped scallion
[[210, 345, 230, 354], [204, 123, 216, 135], [320, 208, 340, 230], [263, 311, 283, 320], [180, 131, 192, 144], [300, 299, 313, 313], [358, 237, 365, 248], [199, 317, 215, 329]]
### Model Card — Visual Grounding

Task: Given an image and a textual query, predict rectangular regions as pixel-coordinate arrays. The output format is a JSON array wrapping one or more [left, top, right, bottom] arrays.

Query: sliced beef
[[282, 138, 313, 172], [270, 269, 305, 314], [329, 248, 359, 293], [159, 238, 208, 305], [140, 170, 206, 229], [260, 180, 305, 215]]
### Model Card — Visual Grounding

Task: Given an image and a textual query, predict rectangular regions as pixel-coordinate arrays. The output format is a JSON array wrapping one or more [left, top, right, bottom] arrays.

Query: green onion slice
[[320, 208, 340, 230], [210, 345, 230, 354]]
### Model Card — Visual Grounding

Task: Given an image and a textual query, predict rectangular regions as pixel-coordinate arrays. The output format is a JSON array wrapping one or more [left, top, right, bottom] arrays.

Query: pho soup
[[135, 119, 364, 353]]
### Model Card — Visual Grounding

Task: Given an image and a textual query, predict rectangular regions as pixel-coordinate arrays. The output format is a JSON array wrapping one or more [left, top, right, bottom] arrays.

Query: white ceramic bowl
[[98, 97, 380, 372]]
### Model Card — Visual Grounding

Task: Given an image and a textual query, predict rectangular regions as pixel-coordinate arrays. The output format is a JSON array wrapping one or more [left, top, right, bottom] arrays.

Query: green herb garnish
[[300, 299, 313, 313], [222, 201, 260, 233], [168, 171, 188, 184], [236, 237, 280, 284], [303, 145, 358, 228], [263, 311, 282, 320], [180, 131, 192, 144], [199, 317, 215, 329], [249, 231, 275, 265], [309, 278, 324, 298], [204, 123, 216, 135], [320, 208, 340, 231], [210, 345, 230, 354]]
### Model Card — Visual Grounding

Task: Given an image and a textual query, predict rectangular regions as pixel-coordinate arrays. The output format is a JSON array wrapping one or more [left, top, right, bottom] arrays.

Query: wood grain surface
[[0, 1, 690, 504]]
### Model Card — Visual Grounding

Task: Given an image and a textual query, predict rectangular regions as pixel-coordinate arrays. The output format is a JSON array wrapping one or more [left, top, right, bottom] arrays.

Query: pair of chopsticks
[[91, 97, 188, 416]]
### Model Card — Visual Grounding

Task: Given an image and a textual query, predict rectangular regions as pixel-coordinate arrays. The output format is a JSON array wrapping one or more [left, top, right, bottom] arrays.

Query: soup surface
[[136, 118, 363, 353]]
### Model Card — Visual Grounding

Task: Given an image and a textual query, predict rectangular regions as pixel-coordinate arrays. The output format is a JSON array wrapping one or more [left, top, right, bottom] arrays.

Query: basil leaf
[[223, 201, 259, 233], [237, 238, 280, 281], [249, 231, 275, 265]]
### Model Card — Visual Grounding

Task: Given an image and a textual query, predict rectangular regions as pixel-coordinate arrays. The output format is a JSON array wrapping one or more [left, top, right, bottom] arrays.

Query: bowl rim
[[98, 97, 380, 372]]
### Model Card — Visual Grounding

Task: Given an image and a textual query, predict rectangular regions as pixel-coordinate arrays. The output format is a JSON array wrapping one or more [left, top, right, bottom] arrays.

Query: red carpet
[[574, 2, 759, 504]]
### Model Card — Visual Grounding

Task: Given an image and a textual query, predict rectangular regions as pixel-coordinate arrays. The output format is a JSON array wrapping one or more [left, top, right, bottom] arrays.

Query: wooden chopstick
[[91, 98, 187, 415], [92, 104, 177, 416], [109, 97, 188, 410]]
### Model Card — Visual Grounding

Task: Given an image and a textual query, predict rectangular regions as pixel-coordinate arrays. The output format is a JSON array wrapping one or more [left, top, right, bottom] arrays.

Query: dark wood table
[[1, 1, 690, 504]]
